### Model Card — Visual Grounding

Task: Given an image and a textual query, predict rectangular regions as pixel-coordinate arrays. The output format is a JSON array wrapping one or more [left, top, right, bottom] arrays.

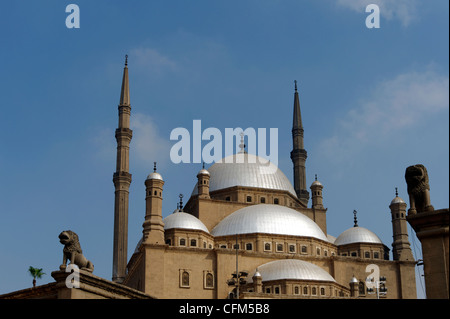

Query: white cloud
[[90, 113, 172, 172], [317, 66, 449, 162], [129, 47, 177, 74], [131, 113, 172, 170], [337, 0, 418, 27]]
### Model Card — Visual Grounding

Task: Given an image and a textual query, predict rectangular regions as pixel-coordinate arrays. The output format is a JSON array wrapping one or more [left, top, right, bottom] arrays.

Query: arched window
[[180, 238, 186, 246], [359, 281, 365, 295], [205, 273, 214, 288], [182, 271, 190, 287], [190, 239, 197, 247]]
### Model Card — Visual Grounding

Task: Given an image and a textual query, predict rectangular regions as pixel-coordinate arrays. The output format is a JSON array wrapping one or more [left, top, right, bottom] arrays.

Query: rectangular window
[[289, 244, 296, 253]]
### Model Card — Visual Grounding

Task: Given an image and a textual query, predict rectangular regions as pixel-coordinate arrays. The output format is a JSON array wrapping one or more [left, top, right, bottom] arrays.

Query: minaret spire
[[119, 55, 130, 107], [290, 80, 309, 206], [112, 55, 133, 283]]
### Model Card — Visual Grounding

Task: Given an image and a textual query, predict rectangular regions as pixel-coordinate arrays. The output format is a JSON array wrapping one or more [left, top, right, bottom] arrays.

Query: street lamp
[[226, 234, 248, 299]]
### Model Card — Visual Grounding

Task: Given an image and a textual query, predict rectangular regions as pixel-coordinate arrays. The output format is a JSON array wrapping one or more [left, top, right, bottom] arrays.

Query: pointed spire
[[119, 54, 130, 106], [353, 210, 358, 227], [178, 194, 184, 211], [238, 132, 246, 153], [292, 80, 303, 130]]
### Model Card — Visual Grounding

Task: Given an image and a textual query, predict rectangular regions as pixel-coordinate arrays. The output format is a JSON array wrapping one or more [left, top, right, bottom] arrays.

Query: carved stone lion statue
[[405, 164, 434, 214], [59, 230, 94, 272]]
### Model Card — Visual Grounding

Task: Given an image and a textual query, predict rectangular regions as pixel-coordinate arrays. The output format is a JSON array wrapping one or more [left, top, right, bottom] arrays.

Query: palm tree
[[28, 266, 45, 288]]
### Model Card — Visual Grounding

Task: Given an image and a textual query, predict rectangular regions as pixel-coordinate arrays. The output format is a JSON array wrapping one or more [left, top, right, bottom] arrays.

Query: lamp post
[[226, 234, 248, 299]]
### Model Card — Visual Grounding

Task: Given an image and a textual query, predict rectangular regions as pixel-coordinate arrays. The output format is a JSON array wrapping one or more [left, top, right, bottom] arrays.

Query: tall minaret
[[112, 55, 133, 283], [290, 80, 309, 206]]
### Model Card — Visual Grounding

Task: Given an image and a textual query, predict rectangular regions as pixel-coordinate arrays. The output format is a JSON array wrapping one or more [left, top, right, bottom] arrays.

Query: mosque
[[110, 58, 417, 299], [1, 57, 421, 300]]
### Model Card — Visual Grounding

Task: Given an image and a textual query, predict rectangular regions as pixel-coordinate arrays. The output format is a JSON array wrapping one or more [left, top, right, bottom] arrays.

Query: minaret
[[390, 188, 414, 261], [290, 80, 309, 206], [310, 174, 324, 209], [142, 162, 165, 244], [112, 55, 133, 283], [197, 163, 210, 199]]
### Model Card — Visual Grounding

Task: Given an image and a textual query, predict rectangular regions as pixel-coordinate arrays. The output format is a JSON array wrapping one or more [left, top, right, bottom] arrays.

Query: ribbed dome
[[147, 172, 163, 180], [191, 153, 296, 197], [211, 204, 328, 241], [248, 259, 336, 283], [390, 196, 406, 205], [334, 226, 383, 246], [163, 212, 209, 233]]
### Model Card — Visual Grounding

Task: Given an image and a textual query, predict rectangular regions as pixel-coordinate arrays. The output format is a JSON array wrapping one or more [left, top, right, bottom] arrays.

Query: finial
[[315, 174, 318, 181], [294, 80, 298, 92], [153, 162, 157, 173], [125, 54, 128, 66], [178, 194, 184, 211], [395, 187, 398, 197], [202, 162, 205, 169], [353, 210, 358, 227], [238, 132, 246, 153]]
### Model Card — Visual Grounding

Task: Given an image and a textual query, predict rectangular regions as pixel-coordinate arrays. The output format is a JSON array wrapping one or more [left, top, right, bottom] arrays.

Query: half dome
[[192, 153, 296, 197], [211, 204, 328, 241], [163, 212, 210, 233], [334, 226, 383, 246], [248, 259, 336, 283]]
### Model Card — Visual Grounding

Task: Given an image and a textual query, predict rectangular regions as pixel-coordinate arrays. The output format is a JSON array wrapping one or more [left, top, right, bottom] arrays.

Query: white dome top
[[334, 226, 383, 246], [211, 204, 328, 241], [147, 172, 163, 180], [191, 153, 296, 197], [197, 168, 210, 176], [248, 259, 336, 283], [390, 196, 406, 205], [163, 212, 209, 233]]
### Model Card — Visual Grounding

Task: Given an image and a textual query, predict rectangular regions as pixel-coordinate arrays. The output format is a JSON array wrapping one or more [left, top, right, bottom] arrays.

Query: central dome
[[192, 153, 296, 197], [211, 204, 328, 241]]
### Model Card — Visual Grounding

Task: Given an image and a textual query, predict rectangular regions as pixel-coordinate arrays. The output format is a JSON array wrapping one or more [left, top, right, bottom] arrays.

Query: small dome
[[350, 276, 358, 284], [334, 226, 383, 246], [163, 212, 209, 233], [247, 259, 336, 283], [390, 196, 406, 205], [147, 172, 163, 180], [191, 153, 296, 197], [311, 180, 323, 187], [211, 204, 328, 242], [197, 168, 210, 176]]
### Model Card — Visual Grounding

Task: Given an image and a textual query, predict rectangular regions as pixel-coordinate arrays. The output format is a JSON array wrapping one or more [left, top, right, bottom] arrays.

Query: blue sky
[[0, 1, 448, 298]]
